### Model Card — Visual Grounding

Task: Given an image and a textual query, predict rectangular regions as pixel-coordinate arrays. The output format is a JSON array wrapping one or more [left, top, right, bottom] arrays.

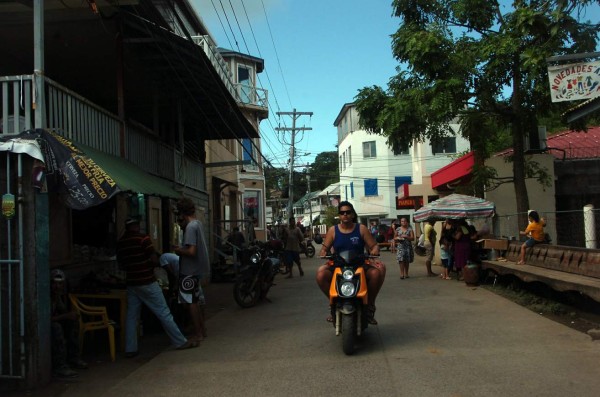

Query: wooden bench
[[481, 241, 600, 303]]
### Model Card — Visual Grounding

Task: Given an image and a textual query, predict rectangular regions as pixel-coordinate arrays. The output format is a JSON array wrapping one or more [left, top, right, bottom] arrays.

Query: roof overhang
[[0, 1, 258, 141], [564, 96, 600, 123]]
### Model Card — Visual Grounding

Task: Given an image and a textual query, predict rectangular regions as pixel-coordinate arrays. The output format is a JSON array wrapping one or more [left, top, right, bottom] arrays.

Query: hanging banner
[[547, 61, 600, 102], [0, 129, 120, 209]]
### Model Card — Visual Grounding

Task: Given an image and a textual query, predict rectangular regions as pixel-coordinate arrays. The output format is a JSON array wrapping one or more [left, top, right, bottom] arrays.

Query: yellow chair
[[68, 294, 116, 362]]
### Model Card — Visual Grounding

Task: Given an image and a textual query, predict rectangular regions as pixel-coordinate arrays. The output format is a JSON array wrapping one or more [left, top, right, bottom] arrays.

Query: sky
[[192, 0, 401, 167], [191, 1, 600, 168]]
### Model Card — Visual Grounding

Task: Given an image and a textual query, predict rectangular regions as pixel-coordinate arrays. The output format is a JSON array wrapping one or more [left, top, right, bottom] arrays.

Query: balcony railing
[[0, 74, 204, 192], [235, 83, 268, 109], [191, 35, 268, 111]]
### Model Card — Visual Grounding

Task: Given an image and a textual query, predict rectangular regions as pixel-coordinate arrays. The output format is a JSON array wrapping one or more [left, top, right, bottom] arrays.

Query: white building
[[334, 102, 470, 225]]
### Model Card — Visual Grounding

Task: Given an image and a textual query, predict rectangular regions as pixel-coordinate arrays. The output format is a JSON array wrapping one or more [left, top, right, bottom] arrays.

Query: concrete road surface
[[101, 249, 600, 397]]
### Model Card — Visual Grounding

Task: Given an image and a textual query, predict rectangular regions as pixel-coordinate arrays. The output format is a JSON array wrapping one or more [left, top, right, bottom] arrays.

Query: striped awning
[[413, 194, 495, 222]]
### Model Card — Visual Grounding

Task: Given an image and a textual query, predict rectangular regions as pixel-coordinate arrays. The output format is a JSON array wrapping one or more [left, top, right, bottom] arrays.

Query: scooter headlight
[[342, 269, 354, 280], [340, 282, 356, 297], [250, 253, 261, 264]]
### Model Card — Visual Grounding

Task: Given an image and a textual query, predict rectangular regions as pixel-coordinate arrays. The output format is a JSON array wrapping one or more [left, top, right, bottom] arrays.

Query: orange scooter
[[325, 250, 374, 355]]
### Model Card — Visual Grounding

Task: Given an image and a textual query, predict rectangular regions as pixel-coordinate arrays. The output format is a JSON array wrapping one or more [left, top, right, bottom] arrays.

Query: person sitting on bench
[[517, 210, 545, 265]]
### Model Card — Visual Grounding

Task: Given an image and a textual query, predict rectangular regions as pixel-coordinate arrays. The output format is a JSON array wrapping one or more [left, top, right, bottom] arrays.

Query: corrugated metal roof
[[494, 126, 600, 159]]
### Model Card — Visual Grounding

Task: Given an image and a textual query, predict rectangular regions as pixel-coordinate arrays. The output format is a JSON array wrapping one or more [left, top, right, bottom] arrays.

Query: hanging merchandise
[[2, 193, 16, 219]]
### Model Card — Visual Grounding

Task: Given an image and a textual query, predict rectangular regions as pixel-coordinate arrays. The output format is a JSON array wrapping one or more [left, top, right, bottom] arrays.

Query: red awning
[[431, 152, 475, 190]]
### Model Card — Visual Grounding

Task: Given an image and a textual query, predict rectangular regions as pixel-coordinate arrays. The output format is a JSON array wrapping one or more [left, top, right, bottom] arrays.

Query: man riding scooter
[[316, 201, 385, 325]]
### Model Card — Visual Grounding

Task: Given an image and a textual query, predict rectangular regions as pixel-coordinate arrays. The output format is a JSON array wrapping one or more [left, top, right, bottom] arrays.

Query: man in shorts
[[174, 198, 210, 344]]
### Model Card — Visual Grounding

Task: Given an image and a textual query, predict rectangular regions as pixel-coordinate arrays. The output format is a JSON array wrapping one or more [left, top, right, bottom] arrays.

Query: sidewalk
[[8, 279, 236, 397]]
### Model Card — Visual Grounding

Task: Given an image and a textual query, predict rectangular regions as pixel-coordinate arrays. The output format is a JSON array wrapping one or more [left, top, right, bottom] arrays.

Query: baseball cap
[[125, 217, 140, 226], [51, 269, 65, 282]]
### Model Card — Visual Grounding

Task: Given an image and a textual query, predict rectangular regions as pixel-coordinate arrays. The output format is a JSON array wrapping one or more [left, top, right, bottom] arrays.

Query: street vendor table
[[72, 289, 127, 351]]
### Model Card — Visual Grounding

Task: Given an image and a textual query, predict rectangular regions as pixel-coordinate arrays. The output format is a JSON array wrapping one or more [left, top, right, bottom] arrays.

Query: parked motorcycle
[[233, 241, 281, 308], [324, 250, 376, 355], [301, 238, 316, 258]]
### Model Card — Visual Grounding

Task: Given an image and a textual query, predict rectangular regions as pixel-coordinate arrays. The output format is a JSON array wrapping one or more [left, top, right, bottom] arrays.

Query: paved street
[[96, 249, 600, 397], [10, 249, 600, 397]]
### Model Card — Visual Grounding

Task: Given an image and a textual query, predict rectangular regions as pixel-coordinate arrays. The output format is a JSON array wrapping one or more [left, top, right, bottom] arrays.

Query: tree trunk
[[511, 62, 530, 229]]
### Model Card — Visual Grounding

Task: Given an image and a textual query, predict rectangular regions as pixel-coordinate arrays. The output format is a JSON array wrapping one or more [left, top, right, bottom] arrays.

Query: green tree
[[355, 0, 598, 226], [264, 165, 287, 198], [321, 205, 340, 229], [310, 151, 339, 191]]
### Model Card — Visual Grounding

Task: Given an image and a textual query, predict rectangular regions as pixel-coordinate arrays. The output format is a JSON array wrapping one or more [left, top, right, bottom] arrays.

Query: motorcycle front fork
[[334, 305, 363, 336]]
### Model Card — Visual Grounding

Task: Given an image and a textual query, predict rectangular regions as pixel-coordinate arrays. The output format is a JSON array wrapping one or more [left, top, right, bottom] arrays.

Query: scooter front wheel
[[341, 313, 356, 355], [233, 278, 260, 308]]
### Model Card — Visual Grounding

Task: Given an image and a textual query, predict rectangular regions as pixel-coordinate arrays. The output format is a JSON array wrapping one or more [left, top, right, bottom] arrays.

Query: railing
[[191, 35, 268, 111], [0, 75, 33, 134], [234, 83, 268, 110], [1, 74, 206, 191], [191, 35, 237, 99], [494, 209, 600, 248], [45, 77, 122, 155]]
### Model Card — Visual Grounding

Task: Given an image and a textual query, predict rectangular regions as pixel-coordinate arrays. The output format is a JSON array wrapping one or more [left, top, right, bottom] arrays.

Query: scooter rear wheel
[[305, 245, 315, 258], [233, 278, 260, 308]]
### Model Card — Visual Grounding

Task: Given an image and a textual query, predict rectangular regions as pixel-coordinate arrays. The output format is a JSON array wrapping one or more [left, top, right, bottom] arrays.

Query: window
[[243, 190, 262, 228], [242, 139, 258, 171], [363, 141, 377, 158], [350, 182, 354, 198], [238, 65, 254, 104], [431, 137, 456, 155], [392, 141, 410, 155], [342, 152, 346, 171], [364, 178, 378, 196], [348, 146, 352, 165]]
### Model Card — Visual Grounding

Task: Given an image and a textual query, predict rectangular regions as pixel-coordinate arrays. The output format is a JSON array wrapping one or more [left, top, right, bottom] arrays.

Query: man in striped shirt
[[117, 217, 197, 357]]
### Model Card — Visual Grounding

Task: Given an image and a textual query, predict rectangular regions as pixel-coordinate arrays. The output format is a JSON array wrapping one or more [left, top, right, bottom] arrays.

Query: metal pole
[[287, 111, 296, 222], [34, 0, 45, 129]]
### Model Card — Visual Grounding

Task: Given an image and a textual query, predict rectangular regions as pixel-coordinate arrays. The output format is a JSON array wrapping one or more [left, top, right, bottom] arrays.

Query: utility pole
[[307, 173, 313, 238], [276, 109, 313, 223]]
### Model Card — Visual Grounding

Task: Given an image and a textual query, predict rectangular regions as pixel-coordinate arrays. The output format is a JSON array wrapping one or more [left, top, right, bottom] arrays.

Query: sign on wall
[[396, 196, 423, 210], [547, 61, 600, 102]]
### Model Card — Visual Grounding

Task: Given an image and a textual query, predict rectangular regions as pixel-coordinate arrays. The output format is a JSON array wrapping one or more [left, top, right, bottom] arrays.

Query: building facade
[[0, 0, 264, 389], [334, 102, 470, 226]]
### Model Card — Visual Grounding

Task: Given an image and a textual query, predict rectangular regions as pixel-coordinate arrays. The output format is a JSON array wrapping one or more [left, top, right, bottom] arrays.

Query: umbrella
[[413, 194, 495, 222]]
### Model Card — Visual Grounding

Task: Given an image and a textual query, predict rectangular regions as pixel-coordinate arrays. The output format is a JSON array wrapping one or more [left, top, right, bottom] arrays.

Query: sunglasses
[[338, 210, 353, 215]]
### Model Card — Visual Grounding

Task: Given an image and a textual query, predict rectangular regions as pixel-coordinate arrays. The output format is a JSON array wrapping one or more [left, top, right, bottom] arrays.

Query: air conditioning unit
[[524, 126, 548, 152]]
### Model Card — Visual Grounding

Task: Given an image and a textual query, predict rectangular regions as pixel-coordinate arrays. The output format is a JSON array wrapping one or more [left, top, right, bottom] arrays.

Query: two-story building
[[200, 43, 269, 248], [334, 102, 470, 226], [0, 0, 266, 389]]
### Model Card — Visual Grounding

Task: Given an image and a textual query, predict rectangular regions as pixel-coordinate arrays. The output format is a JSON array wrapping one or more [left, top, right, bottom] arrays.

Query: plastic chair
[[68, 294, 116, 362]]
